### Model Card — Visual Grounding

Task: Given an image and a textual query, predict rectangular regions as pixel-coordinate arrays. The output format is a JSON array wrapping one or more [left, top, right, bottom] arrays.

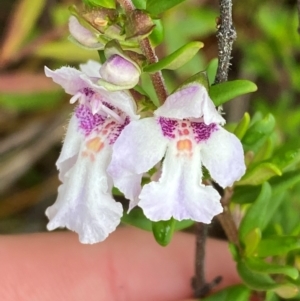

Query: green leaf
[[234, 112, 251, 140], [152, 218, 175, 246], [82, 0, 116, 8], [143, 41, 203, 72], [132, 0, 146, 9], [245, 257, 299, 280], [242, 114, 275, 151], [237, 259, 277, 290], [146, 0, 186, 15], [122, 207, 194, 232], [233, 170, 300, 204], [243, 228, 262, 257], [206, 58, 218, 85], [256, 236, 300, 257], [149, 19, 164, 47], [121, 207, 152, 231], [271, 148, 300, 171], [209, 80, 257, 107], [273, 284, 299, 299], [239, 183, 272, 242], [202, 284, 250, 301], [239, 259, 299, 297], [237, 163, 282, 186]]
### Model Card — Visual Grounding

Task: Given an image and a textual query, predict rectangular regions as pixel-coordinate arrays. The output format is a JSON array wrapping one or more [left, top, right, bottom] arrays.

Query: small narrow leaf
[[234, 112, 251, 140], [237, 259, 277, 291], [209, 80, 257, 107], [242, 114, 275, 151], [152, 218, 175, 246], [122, 207, 194, 232], [143, 41, 204, 72], [149, 19, 164, 47], [243, 228, 262, 257], [237, 163, 282, 186], [202, 284, 250, 301], [146, 0, 186, 15], [246, 258, 299, 280], [233, 170, 300, 204], [82, 0, 116, 8], [206, 58, 218, 85], [256, 236, 300, 257], [132, 0, 147, 9], [239, 182, 272, 242], [273, 284, 299, 299]]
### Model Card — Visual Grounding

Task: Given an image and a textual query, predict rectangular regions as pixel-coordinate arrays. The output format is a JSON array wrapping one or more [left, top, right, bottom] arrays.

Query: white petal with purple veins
[[201, 126, 246, 188], [45, 66, 88, 95], [109, 117, 167, 174], [154, 84, 225, 124], [56, 115, 83, 181], [138, 143, 223, 222], [46, 140, 122, 244]]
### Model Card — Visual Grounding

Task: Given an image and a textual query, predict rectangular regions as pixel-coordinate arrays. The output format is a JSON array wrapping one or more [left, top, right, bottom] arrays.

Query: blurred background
[[0, 0, 299, 235]]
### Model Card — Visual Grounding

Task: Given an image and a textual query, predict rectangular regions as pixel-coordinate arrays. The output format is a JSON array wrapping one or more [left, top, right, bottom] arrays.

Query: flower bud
[[100, 54, 140, 88], [68, 16, 102, 49]]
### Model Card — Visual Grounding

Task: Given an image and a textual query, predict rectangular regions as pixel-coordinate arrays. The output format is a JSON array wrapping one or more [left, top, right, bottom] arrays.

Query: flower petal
[[46, 141, 122, 244], [201, 126, 246, 188], [69, 16, 102, 48], [56, 114, 83, 181], [108, 118, 167, 204], [139, 143, 223, 223], [154, 84, 225, 124], [45, 66, 89, 95], [79, 60, 102, 78], [109, 118, 167, 174]]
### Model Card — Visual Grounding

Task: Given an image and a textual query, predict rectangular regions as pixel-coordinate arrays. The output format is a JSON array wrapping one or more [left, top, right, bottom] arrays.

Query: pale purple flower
[[108, 84, 246, 223], [68, 16, 103, 49], [44, 61, 139, 243]]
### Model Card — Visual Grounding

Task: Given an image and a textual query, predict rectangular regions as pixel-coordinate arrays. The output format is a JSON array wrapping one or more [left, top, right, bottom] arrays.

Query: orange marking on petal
[[82, 151, 89, 157], [86, 137, 104, 153], [176, 139, 192, 151], [182, 122, 187, 127]]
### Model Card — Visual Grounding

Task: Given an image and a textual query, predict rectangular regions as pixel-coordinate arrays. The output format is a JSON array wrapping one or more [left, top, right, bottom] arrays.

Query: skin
[[0, 226, 240, 301]]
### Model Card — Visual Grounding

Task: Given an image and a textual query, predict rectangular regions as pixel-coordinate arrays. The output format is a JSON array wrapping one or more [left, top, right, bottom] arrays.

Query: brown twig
[[214, 0, 237, 84], [117, 0, 168, 104], [193, 0, 238, 298]]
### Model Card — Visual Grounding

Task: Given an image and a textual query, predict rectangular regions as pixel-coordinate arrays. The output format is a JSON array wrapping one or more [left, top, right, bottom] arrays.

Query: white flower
[[108, 83, 246, 223], [44, 61, 139, 243]]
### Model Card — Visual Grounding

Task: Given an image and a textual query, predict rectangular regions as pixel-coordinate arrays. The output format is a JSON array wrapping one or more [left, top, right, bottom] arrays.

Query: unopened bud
[[68, 16, 102, 48], [100, 54, 140, 88]]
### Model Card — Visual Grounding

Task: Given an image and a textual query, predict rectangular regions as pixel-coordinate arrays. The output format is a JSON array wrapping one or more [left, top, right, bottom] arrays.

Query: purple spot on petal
[[83, 87, 94, 97], [191, 122, 218, 143], [75, 104, 106, 136], [108, 116, 130, 145], [158, 117, 178, 139], [102, 101, 115, 110]]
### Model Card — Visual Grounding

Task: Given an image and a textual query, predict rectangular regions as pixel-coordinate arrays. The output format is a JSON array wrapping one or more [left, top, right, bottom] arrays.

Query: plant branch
[[214, 0, 237, 84], [297, 0, 300, 34], [217, 188, 241, 250], [193, 0, 238, 297], [117, 0, 168, 104], [192, 223, 222, 298]]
